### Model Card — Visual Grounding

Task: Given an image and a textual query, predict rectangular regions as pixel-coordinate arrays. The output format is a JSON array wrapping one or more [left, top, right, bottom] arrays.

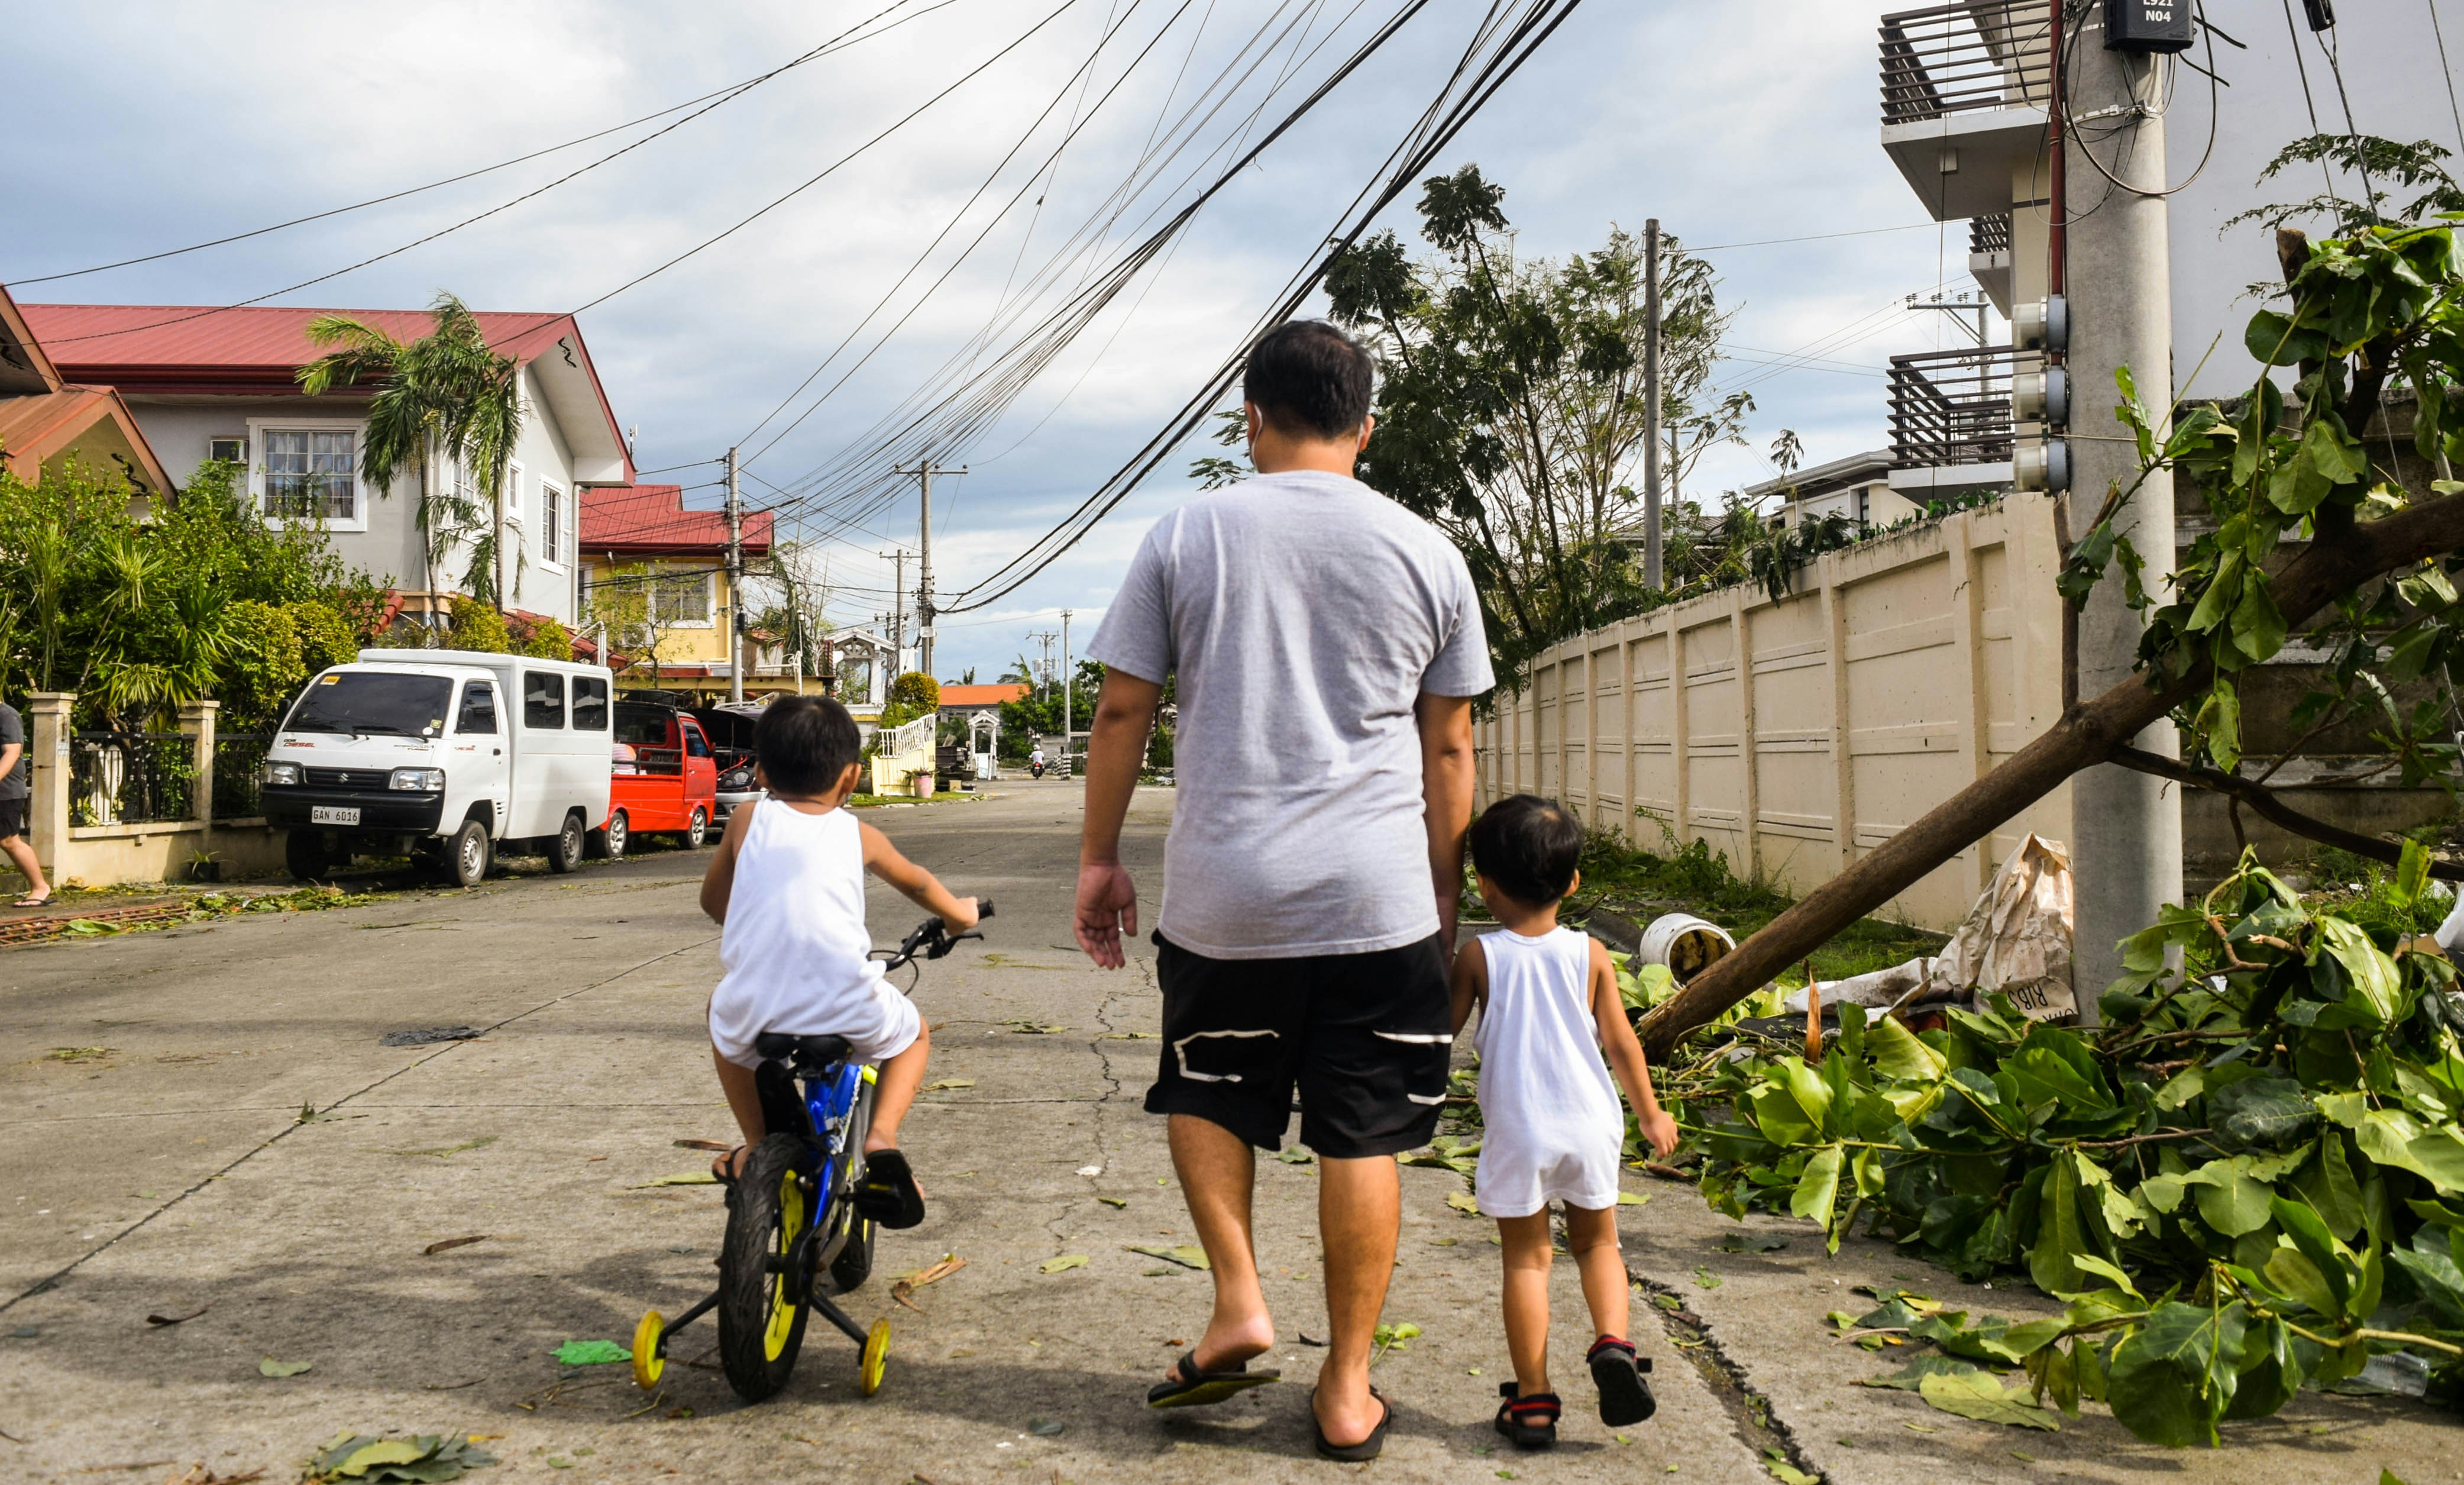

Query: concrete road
[[0, 782, 2451, 1484]]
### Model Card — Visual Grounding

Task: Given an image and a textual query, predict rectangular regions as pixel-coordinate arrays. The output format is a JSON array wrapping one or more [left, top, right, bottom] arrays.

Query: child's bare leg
[[863, 1020, 930, 1154], [1564, 1205, 1630, 1343], [1497, 1209, 1557, 1396], [713, 1048, 765, 1177]]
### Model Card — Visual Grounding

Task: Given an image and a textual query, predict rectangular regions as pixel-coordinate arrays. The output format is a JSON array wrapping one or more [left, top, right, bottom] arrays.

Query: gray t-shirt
[[0, 703, 25, 801], [1089, 470, 1494, 958]]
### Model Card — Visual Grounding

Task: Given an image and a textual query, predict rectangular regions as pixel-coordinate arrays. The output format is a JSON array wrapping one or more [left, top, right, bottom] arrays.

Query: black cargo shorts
[[1143, 930, 1453, 1158]]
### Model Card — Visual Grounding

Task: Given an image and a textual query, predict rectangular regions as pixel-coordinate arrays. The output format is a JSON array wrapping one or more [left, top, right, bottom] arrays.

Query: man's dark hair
[[1243, 319, 1374, 440], [754, 695, 863, 795], [1469, 793, 1585, 907]]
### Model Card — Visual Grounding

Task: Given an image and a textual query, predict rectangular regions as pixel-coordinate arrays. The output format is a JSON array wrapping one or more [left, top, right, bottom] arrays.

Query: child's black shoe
[[1587, 1335, 1656, 1425], [1494, 1382, 1560, 1449]]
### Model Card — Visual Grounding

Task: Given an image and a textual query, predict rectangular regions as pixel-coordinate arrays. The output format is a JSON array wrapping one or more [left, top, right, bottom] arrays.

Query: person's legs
[[2, 832, 48, 903], [1169, 1113, 1276, 1373], [1563, 1204, 1628, 1345], [712, 1047, 763, 1178], [862, 1021, 930, 1153], [1496, 1210, 1557, 1396], [1314, 1152, 1402, 1445]]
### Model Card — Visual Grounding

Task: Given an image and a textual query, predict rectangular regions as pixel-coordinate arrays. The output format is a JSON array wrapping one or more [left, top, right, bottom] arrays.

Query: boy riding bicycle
[[699, 695, 978, 1226]]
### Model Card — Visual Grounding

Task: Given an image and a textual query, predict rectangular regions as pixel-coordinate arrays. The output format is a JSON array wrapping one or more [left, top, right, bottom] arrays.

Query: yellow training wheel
[[632, 1310, 666, 1391], [859, 1317, 891, 1397]]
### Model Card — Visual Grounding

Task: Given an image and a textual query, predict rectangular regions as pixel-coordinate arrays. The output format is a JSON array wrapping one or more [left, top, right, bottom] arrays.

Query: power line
[[2432, 0, 2464, 157], [1689, 222, 1936, 253], [5, 0, 947, 287]]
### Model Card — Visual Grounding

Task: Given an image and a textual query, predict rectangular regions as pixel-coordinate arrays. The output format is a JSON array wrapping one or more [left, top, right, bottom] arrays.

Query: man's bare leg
[[2, 834, 49, 903], [1166, 1113, 1275, 1374], [1314, 1153, 1401, 1447]]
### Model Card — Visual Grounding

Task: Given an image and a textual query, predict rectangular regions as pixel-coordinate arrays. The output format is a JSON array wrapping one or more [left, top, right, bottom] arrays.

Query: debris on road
[[627, 1173, 718, 1189], [257, 1358, 312, 1377], [1370, 1322, 1420, 1360], [306, 1432, 497, 1483], [1715, 1235, 1789, 1254], [922, 1078, 976, 1091], [1001, 1019, 1068, 1034], [422, 1236, 488, 1256], [381, 1137, 497, 1160], [1026, 1418, 1065, 1436], [1097, 1196, 1127, 1209], [551, 1339, 631, 1366], [891, 1254, 966, 1311], [380, 1026, 483, 1047], [144, 1305, 210, 1326], [1127, 1244, 1208, 1270], [1638, 913, 1735, 980], [1037, 1254, 1088, 1274], [1915, 1370, 2061, 1431], [672, 1138, 730, 1152]]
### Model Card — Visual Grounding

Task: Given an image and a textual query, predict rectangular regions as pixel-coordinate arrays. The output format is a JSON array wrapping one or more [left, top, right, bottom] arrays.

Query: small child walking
[[700, 695, 978, 1228], [1450, 793, 1682, 1450]]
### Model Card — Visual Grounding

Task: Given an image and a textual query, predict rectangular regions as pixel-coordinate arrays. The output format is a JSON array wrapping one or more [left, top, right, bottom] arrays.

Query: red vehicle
[[607, 702, 719, 853]]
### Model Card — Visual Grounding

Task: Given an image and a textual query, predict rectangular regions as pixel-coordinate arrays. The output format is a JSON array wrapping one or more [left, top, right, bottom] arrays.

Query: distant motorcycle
[[1030, 760, 1047, 779]]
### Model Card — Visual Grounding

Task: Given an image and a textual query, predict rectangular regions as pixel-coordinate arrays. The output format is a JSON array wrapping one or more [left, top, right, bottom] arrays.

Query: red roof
[[580, 484, 774, 560], [937, 684, 1030, 708], [21, 302, 577, 382]]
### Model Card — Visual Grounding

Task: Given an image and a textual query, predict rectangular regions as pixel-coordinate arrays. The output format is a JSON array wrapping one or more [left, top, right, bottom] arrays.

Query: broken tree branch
[[2107, 744, 2464, 881], [1638, 489, 2464, 1060]]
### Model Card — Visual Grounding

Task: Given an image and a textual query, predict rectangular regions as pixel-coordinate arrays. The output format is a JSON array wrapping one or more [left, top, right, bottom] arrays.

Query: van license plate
[[311, 806, 361, 826]]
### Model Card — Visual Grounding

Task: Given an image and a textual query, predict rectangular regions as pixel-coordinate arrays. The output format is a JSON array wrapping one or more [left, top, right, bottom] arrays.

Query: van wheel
[[587, 809, 628, 861], [443, 819, 492, 889], [284, 831, 329, 882], [684, 806, 710, 850], [547, 812, 586, 874]]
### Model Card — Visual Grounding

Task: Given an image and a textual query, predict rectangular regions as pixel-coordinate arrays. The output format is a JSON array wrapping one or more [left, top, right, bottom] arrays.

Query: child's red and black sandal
[[1494, 1383, 1561, 1450], [1586, 1334, 1657, 1425]]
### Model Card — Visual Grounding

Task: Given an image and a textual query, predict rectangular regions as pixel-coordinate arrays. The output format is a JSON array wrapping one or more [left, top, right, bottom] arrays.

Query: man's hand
[[1075, 863, 1139, 969], [1635, 1106, 1681, 1159]]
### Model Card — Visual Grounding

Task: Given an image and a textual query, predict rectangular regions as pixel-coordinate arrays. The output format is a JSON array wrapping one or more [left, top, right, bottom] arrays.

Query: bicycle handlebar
[[878, 898, 994, 972]]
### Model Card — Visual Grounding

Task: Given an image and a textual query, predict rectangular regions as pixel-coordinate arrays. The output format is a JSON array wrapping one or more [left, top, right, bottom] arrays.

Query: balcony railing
[[1880, 1, 2052, 127], [1970, 212, 2012, 256], [1888, 346, 2022, 470]]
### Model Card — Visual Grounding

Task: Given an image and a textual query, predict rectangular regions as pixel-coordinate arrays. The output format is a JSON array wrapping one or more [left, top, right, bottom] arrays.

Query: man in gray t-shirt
[[0, 700, 53, 907], [1078, 321, 1491, 1458]]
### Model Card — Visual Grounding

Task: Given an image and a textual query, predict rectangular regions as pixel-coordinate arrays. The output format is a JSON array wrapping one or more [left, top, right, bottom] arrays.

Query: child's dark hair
[[754, 695, 863, 795], [1243, 319, 1374, 439], [1469, 794, 1585, 907]]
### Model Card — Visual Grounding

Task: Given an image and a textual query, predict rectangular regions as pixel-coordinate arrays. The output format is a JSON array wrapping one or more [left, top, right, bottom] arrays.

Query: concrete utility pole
[[895, 457, 966, 677], [1060, 609, 1073, 771], [725, 446, 744, 704], [2063, 7, 2178, 1013], [1642, 219, 1664, 590]]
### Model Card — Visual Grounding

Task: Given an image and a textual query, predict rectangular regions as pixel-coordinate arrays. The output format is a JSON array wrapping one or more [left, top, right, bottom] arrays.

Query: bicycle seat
[[753, 1032, 853, 1070]]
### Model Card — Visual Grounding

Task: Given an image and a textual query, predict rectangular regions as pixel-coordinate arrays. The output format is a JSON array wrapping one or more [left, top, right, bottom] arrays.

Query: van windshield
[[283, 673, 454, 737]]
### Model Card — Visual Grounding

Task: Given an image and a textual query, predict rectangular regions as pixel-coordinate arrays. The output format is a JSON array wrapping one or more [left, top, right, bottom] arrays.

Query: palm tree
[[296, 292, 525, 625]]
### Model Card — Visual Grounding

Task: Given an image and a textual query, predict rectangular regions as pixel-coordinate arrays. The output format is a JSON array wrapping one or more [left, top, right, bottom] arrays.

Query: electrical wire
[[33, 1, 958, 347], [5, 0, 946, 287], [2432, 0, 2464, 157], [939, 0, 1589, 615], [2054, 0, 2221, 201]]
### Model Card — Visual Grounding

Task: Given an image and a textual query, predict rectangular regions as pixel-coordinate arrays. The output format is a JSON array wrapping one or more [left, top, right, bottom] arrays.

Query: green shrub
[[446, 598, 512, 654]]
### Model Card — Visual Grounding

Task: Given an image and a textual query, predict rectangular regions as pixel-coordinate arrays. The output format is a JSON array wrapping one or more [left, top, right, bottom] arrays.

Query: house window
[[263, 429, 357, 521], [208, 436, 246, 465], [541, 483, 565, 566], [651, 569, 713, 627]]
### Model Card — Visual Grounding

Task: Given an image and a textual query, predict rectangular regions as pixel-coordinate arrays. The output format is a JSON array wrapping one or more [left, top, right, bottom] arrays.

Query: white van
[[260, 649, 616, 887]]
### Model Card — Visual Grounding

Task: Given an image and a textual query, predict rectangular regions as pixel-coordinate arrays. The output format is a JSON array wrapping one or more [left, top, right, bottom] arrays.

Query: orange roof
[[937, 684, 1030, 708], [580, 484, 774, 559]]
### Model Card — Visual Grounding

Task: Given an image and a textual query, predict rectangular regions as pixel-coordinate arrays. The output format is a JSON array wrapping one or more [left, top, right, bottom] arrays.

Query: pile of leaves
[[305, 1432, 494, 1483], [1674, 851, 2464, 1445]]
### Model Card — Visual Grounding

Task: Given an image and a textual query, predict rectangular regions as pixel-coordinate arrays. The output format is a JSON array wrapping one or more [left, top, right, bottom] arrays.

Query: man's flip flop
[[709, 1146, 746, 1186], [1312, 1386, 1392, 1462], [852, 1148, 927, 1229], [1146, 1351, 1280, 1408], [12, 895, 51, 909]]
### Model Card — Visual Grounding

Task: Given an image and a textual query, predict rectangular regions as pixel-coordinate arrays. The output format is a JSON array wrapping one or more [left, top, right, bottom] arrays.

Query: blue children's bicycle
[[629, 902, 991, 1404]]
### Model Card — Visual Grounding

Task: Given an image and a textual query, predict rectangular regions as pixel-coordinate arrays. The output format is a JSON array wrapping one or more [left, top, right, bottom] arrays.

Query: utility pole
[[1642, 218, 1664, 590], [1060, 609, 1073, 773], [724, 446, 745, 704], [2063, 4, 2177, 1015], [879, 550, 907, 675], [1028, 629, 1059, 700], [894, 456, 966, 677]]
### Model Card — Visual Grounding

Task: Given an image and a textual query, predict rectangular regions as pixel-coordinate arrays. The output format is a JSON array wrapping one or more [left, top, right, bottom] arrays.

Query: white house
[[18, 302, 634, 626]]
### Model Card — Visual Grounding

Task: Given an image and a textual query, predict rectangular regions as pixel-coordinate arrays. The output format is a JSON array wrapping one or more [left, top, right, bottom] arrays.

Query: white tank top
[[1472, 926, 1622, 1149], [711, 802, 885, 1038]]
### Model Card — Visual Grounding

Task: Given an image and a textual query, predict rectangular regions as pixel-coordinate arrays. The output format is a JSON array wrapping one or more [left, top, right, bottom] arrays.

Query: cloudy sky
[[11, 1, 1994, 678]]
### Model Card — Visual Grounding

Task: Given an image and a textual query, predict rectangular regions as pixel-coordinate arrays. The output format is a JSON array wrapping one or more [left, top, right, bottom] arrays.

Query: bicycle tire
[[829, 1216, 877, 1293], [717, 1133, 814, 1402]]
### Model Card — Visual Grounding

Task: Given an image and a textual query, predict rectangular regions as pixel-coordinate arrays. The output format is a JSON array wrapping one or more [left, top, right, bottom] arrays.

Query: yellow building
[[579, 483, 793, 702]]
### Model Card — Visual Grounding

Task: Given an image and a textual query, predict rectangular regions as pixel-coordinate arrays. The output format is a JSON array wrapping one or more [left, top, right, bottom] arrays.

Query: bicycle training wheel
[[631, 1310, 665, 1392], [717, 1133, 814, 1402], [859, 1317, 891, 1397]]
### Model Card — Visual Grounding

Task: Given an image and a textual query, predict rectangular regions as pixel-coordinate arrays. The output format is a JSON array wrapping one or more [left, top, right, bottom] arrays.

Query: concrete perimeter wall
[[1477, 494, 2074, 934]]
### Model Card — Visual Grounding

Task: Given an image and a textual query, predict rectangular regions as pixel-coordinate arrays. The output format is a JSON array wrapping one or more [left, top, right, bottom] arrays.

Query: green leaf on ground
[[1692, 1266, 1723, 1290], [1373, 1321, 1422, 1357], [1917, 1370, 2061, 1430], [552, 1339, 630, 1366], [628, 1173, 720, 1188], [1857, 1356, 1986, 1391], [1037, 1254, 1089, 1274], [1027, 1418, 1065, 1436], [1126, 1244, 1210, 1270], [921, 1078, 975, 1091], [259, 1357, 313, 1377], [1446, 1190, 1482, 1215], [1763, 1447, 1820, 1484], [309, 1431, 499, 1483], [1097, 1196, 1127, 1209], [1001, 1020, 1068, 1035], [1278, 1147, 1315, 1164], [1618, 1190, 1649, 1206]]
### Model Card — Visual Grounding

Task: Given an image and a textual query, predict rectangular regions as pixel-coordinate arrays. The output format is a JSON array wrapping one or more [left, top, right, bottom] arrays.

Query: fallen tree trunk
[[1638, 490, 2464, 1060]]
